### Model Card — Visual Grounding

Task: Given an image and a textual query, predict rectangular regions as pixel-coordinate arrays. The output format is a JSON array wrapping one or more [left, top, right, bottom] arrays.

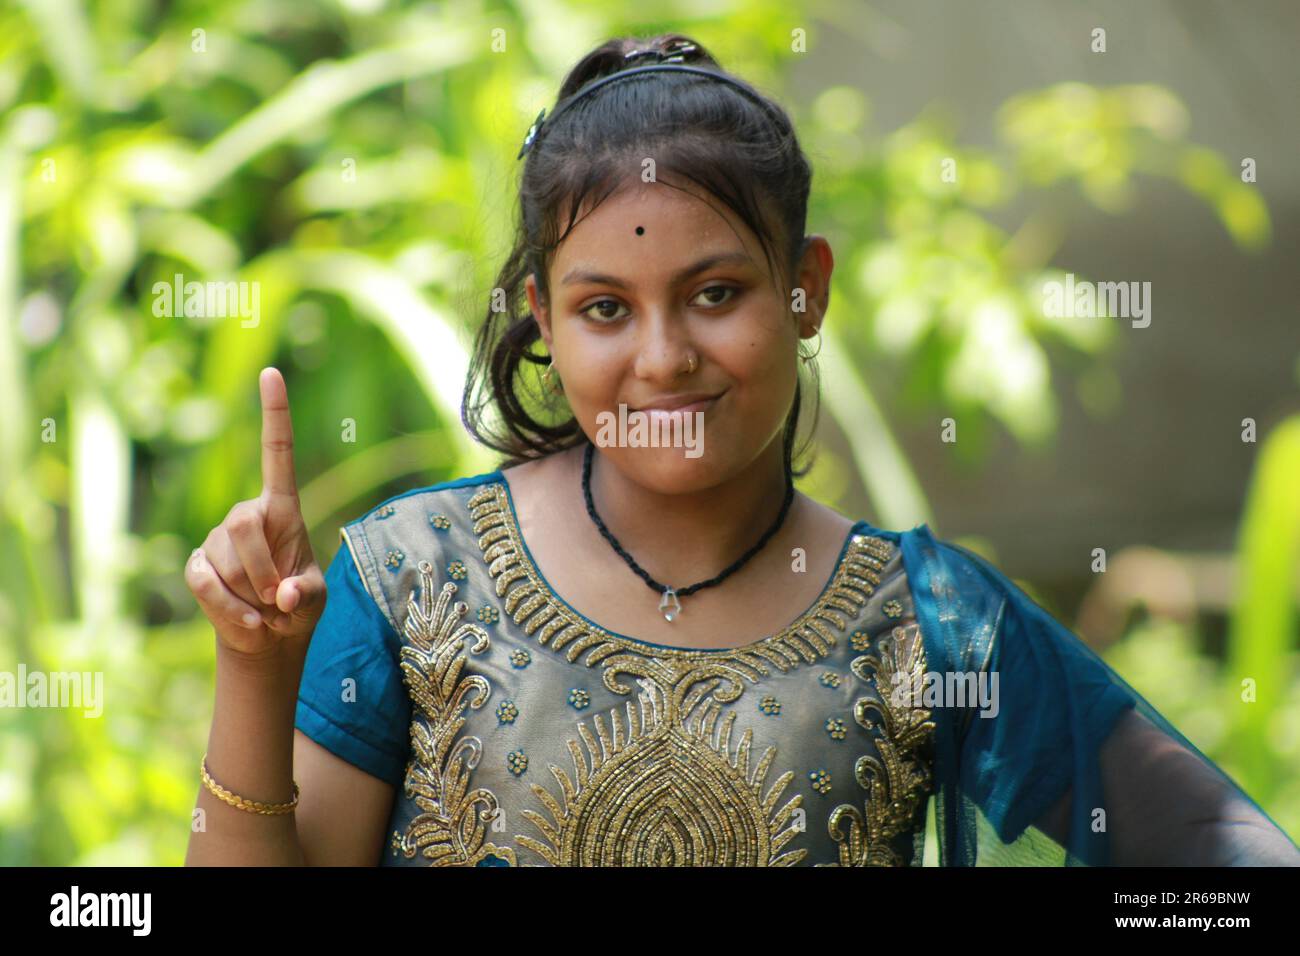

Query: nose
[[633, 307, 695, 381]]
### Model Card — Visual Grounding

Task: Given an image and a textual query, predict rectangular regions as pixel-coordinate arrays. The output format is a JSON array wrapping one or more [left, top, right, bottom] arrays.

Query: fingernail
[[242, 612, 261, 628], [262, 587, 277, 604]]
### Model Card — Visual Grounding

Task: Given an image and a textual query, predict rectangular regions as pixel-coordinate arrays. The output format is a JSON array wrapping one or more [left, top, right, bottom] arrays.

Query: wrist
[[215, 636, 309, 683]]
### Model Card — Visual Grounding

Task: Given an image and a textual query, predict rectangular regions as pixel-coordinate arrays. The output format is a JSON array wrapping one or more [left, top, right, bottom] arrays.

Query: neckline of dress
[[475, 468, 887, 657]]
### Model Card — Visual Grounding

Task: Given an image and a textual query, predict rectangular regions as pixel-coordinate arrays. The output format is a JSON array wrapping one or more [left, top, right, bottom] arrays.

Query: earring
[[800, 329, 822, 363], [543, 358, 563, 393]]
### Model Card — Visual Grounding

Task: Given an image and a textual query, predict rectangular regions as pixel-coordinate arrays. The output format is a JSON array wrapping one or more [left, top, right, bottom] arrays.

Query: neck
[[573, 439, 797, 588]]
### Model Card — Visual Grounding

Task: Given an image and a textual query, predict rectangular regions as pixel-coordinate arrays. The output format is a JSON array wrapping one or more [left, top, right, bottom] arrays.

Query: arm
[[184, 367, 397, 867], [183, 642, 397, 866], [1033, 709, 1300, 865], [293, 730, 395, 866]]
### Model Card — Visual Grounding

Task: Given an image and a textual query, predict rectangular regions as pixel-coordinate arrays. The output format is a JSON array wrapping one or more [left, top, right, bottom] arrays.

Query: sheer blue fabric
[[888, 521, 1300, 866]]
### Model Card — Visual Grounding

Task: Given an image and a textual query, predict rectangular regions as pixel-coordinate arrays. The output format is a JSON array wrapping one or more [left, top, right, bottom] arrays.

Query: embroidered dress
[[295, 469, 1300, 867]]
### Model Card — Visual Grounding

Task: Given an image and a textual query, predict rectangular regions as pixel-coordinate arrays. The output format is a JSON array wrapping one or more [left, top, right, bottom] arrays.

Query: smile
[[633, 392, 724, 415]]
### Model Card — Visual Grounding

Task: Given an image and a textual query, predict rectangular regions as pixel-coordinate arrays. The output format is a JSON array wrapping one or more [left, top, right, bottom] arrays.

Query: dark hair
[[461, 33, 821, 475]]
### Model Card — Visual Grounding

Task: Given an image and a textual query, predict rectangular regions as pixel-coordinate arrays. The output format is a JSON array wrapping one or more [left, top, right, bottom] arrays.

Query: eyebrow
[[559, 251, 755, 289]]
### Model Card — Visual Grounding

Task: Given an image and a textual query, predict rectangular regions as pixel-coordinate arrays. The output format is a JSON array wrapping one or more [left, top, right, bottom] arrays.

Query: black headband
[[517, 56, 785, 160]]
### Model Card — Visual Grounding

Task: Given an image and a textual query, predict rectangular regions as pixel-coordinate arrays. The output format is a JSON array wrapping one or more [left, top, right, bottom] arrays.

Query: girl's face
[[526, 177, 832, 493]]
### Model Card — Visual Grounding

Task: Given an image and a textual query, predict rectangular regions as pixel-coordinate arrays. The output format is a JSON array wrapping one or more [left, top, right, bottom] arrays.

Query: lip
[[633, 391, 724, 414]]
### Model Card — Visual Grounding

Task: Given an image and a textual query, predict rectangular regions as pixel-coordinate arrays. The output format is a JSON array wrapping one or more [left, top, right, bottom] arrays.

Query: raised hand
[[185, 367, 327, 660]]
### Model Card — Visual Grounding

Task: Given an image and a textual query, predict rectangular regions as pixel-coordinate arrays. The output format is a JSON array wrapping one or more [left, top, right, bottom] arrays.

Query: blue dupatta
[[886, 522, 1300, 866]]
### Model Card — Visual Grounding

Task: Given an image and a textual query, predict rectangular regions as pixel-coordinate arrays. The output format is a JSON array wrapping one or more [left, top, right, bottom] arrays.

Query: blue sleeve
[[294, 535, 410, 787]]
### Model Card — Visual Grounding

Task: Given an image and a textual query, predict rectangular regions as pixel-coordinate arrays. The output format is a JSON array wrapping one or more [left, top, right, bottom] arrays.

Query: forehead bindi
[[551, 186, 766, 287]]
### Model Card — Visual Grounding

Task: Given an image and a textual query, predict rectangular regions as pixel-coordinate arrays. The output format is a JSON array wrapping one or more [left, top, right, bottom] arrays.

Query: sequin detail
[[567, 688, 591, 710]]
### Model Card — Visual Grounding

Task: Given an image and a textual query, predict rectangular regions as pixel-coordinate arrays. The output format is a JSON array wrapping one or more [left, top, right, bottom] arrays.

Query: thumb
[[277, 567, 325, 616]]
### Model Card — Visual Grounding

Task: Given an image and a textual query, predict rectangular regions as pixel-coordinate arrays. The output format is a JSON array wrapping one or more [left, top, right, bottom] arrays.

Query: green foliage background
[[0, 0, 1293, 864]]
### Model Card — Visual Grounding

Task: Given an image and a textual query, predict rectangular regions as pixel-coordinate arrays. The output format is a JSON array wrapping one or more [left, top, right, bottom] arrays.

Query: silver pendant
[[659, 586, 681, 623]]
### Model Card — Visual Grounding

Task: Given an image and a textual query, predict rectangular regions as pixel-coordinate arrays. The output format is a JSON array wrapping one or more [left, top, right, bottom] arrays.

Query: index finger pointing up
[[260, 367, 299, 497]]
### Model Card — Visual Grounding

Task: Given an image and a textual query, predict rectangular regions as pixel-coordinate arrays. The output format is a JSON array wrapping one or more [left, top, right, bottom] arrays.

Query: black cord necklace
[[581, 441, 796, 622]]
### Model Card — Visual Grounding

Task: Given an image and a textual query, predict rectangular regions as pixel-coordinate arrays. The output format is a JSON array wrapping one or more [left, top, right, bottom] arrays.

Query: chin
[[612, 443, 722, 493]]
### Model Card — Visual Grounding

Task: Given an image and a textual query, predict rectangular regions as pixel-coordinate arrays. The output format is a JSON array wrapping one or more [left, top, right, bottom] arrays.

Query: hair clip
[[517, 107, 547, 160], [624, 41, 697, 65], [518, 42, 700, 159]]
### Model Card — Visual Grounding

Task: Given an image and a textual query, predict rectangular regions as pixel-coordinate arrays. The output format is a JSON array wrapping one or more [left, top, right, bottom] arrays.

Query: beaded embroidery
[[389, 559, 517, 866], [821, 622, 936, 867]]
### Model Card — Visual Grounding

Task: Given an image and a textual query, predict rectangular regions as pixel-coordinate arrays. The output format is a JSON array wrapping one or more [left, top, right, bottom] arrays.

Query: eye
[[579, 298, 630, 323], [691, 285, 739, 308]]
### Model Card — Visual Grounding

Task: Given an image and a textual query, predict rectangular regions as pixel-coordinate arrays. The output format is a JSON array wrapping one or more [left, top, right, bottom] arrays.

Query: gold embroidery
[[384, 481, 932, 866], [821, 622, 936, 867], [466, 482, 891, 699], [460, 482, 923, 866], [391, 559, 517, 866], [516, 677, 805, 866]]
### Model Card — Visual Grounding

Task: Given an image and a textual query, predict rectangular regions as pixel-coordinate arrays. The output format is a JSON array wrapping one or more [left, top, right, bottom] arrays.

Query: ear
[[793, 235, 833, 339], [525, 272, 552, 347]]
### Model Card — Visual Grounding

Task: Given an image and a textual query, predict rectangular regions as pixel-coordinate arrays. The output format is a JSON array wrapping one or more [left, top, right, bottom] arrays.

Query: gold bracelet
[[201, 753, 300, 815]]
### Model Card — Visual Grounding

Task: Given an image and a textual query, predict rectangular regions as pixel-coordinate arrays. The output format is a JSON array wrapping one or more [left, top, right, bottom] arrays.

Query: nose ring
[[685, 353, 697, 374]]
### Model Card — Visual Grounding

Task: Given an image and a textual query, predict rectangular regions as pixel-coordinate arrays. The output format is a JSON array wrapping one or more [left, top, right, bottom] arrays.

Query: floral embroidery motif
[[477, 605, 500, 625], [819, 672, 842, 688], [850, 630, 871, 652], [825, 718, 847, 740], [496, 700, 519, 725], [510, 649, 532, 669], [389, 560, 515, 866], [447, 560, 467, 580], [507, 750, 528, 776], [567, 688, 591, 710], [429, 513, 452, 530], [821, 622, 935, 868], [883, 599, 903, 619], [384, 549, 405, 571], [758, 695, 781, 716], [809, 769, 832, 794], [376, 504, 396, 519]]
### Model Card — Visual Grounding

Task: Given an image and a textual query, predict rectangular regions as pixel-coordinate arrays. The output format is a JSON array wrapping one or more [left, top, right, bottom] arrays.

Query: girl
[[185, 34, 1300, 866]]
